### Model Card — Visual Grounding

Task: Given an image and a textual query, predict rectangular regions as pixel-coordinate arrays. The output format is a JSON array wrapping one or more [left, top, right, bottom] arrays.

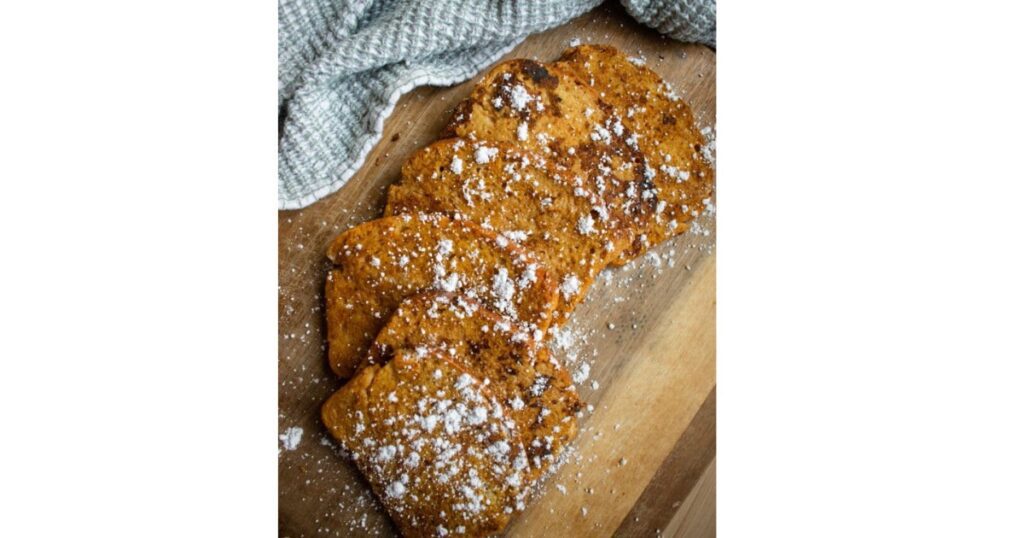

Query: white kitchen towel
[[279, 0, 716, 209]]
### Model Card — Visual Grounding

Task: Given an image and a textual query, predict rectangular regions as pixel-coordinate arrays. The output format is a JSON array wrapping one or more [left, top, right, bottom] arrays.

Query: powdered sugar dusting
[[287, 42, 719, 536]]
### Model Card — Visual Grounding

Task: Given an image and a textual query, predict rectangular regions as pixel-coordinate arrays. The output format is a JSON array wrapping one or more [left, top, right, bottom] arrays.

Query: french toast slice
[[322, 348, 530, 537], [442, 48, 715, 264], [325, 213, 558, 378], [554, 44, 716, 261], [443, 59, 602, 154], [441, 57, 660, 265], [385, 138, 632, 321], [365, 292, 582, 472]]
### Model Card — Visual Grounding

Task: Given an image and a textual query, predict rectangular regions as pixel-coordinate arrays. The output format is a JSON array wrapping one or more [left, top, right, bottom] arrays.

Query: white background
[[2, 0, 1023, 536]]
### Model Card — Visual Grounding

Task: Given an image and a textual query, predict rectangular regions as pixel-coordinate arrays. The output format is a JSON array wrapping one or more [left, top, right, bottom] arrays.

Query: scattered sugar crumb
[[279, 427, 303, 451], [572, 362, 591, 385]]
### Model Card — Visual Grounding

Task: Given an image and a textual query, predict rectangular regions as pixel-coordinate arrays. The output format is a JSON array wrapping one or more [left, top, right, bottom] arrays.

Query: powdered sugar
[[279, 427, 303, 451], [437, 238, 454, 257], [509, 396, 525, 411], [474, 145, 498, 164], [437, 272, 460, 292], [572, 362, 590, 385], [509, 84, 533, 111], [502, 230, 528, 244], [660, 164, 690, 182], [576, 215, 596, 235], [559, 274, 581, 300], [517, 263, 538, 288], [455, 372, 474, 391], [590, 124, 612, 144], [375, 444, 398, 462], [491, 267, 518, 316], [385, 477, 408, 498]]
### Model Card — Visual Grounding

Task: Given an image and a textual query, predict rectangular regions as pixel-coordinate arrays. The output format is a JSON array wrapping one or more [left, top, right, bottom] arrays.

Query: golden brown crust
[[322, 348, 531, 537], [386, 138, 631, 322], [324, 213, 558, 378], [366, 291, 582, 472], [554, 45, 716, 261]]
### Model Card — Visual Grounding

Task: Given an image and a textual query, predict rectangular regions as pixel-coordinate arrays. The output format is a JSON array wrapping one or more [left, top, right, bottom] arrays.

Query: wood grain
[[279, 3, 716, 536], [667, 459, 717, 538], [614, 388, 716, 537]]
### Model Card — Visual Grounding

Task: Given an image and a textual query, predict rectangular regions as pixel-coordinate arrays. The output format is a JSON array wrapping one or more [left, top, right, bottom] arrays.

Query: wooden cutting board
[[278, 3, 716, 536]]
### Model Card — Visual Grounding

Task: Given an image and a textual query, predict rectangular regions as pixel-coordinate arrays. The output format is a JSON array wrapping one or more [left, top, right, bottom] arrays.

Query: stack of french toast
[[320, 45, 714, 537]]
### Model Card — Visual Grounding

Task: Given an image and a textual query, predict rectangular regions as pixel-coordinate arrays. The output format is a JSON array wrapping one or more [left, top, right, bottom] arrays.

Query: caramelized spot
[[522, 60, 558, 89]]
